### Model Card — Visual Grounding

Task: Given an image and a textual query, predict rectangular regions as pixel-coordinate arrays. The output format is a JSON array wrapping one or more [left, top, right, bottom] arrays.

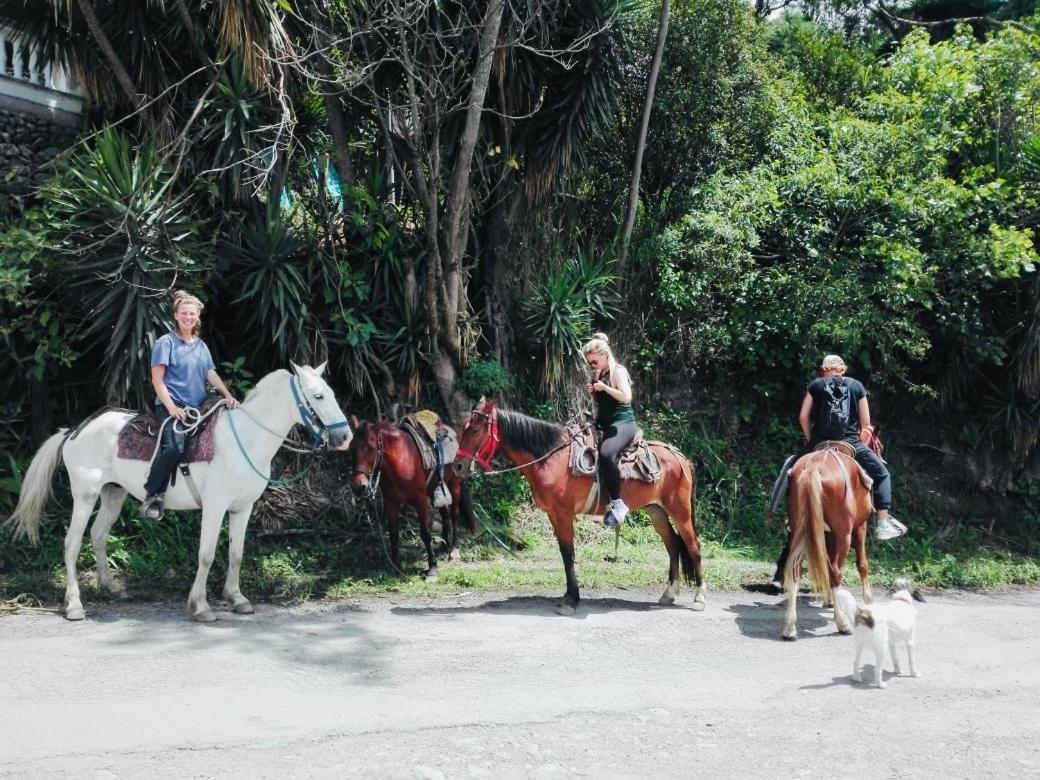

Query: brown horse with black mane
[[348, 417, 476, 580], [782, 442, 874, 640], [454, 399, 705, 615]]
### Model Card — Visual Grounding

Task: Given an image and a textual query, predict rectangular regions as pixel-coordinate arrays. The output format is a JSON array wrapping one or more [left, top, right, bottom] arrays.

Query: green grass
[[3, 439, 1039, 610]]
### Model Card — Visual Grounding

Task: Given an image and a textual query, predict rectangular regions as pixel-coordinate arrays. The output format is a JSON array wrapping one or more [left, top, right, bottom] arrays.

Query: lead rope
[[145, 401, 228, 474]]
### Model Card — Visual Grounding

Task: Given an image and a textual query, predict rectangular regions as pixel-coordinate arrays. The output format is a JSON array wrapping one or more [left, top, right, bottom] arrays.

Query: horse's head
[[347, 416, 386, 496], [454, 397, 499, 478], [289, 362, 353, 451]]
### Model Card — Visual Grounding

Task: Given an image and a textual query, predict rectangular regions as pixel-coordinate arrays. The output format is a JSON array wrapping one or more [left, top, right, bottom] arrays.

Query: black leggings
[[144, 405, 187, 496], [599, 421, 638, 501]]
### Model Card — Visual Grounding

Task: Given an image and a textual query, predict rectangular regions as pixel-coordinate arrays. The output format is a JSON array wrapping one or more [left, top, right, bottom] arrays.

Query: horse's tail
[[5, 430, 67, 546], [459, 479, 477, 534], [804, 469, 833, 605], [677, 485, 698, 586]]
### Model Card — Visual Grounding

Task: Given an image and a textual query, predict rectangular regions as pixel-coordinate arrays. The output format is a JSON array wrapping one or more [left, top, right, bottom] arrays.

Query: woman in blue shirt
[[141, 291, 240, 520]]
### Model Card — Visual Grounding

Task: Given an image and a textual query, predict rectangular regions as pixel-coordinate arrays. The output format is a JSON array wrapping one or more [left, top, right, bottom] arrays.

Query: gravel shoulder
[[1, 586, 1038, 779]]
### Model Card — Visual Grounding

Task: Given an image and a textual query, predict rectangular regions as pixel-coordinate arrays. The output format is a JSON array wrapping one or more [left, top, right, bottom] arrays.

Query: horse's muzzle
[[330, 428, 353, 451], [453, 460, 472, 479]]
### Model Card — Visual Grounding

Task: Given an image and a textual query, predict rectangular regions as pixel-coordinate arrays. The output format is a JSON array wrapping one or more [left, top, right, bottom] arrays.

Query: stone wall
[[0, 106, 79, 200]]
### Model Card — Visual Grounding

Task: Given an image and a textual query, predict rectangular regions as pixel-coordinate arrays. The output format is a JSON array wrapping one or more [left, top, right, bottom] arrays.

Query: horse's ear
[[314, 361, 327, 377], [350, 414, 360, 429], [477, 395, 485, 406], [290, 361, 302, 377]]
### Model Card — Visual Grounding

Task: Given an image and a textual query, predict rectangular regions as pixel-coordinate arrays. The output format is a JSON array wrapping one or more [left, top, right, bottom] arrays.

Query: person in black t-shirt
[[764, 354, 907, 587]]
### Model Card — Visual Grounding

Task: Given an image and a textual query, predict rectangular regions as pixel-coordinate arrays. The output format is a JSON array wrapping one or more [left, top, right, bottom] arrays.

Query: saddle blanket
[[116, 400, 221, 463]]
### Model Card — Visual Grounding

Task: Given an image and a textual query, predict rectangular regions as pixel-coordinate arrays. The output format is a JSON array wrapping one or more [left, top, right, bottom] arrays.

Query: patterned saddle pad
[[569, 427, 669, 484], [116, 399, 221, 463]]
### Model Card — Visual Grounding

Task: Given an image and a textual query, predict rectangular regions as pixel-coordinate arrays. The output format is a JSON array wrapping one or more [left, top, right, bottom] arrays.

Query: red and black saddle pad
[[116, 399, 222, 463]]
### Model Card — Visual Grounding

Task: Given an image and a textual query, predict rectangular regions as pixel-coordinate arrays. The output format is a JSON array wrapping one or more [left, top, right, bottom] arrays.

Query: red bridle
[[456, 406, 500, 471]]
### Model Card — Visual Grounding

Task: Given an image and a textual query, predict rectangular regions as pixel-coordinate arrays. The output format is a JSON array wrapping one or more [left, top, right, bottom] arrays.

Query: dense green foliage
[[2, 0, 1038, 600]]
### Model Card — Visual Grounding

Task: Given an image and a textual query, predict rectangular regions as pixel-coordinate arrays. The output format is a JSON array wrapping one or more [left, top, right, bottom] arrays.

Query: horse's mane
[[497, 409, 564, 458], [244, 368, 290, 402]]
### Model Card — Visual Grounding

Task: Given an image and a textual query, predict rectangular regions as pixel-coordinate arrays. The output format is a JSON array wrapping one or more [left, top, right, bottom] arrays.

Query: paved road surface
[[1, 587, 1038, 778]]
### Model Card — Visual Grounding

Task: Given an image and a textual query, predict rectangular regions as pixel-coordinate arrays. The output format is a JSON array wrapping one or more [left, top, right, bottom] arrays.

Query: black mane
[[497, 410, 564, 458]]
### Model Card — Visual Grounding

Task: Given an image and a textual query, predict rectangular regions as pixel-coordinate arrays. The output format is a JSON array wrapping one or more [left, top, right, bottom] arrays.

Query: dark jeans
[[143, 405, 187, 496], [767, 440, 892, 516], [599, 421, 638, 501]]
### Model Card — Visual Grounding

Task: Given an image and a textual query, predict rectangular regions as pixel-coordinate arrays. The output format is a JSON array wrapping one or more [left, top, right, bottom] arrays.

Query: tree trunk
[[618, 0, 670, 276], [77, 0, 150, 124], [430, 0, 507, 421]]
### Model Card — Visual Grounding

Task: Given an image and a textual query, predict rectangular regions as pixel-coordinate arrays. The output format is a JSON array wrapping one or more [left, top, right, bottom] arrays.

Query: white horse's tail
[[5, 430, 67, 546]]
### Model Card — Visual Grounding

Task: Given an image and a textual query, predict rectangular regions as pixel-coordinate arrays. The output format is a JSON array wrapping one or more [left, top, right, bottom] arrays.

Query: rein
[[457, 406, 587, 476], [223, 373, 350, 487]]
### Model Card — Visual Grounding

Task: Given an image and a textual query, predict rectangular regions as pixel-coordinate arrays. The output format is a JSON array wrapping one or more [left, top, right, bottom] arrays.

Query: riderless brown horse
[[348, 417, 476, 580], [453, 399, 705, 615], [782, 442, 874, 640]]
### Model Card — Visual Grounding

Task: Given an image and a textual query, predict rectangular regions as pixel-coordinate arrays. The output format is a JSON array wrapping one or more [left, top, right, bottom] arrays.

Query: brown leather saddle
[[116, 398, 222, 463], [569, 426, 666, 484], [399, 412, 459, 475]]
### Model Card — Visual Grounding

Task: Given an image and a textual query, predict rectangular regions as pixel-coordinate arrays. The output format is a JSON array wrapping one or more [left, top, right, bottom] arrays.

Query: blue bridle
[[290, 373, 351, 449]]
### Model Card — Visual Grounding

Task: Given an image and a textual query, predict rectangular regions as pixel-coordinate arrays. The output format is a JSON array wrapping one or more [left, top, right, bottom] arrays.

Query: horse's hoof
[[114, 590, 131, 601], [233, 601, 254, 614], [557, 603, 576, 616], [837, 626, 852, 635], [691, 601, 706, 612], [425, 569, 439, 582], [658, 594, 676, 606], [782, 633, 798, 641], [192, 610, 217, 623], [65, 606, 86, 621], [448, 549, 461, 562]]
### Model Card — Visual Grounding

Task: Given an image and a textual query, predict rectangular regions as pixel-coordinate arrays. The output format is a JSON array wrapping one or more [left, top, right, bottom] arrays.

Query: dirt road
[[1, 587, 1038, 778]]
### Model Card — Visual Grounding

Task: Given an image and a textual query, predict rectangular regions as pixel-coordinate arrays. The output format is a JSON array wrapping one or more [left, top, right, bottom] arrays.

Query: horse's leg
[[771, 537, 791, 591], [187, 502, 229, 622], [646, 505, 680, 605], [782, 564, 800, 640], [665, 490, 706, 611], [90, 484, 129, 600], [415, 500, 438, 581], [830, 533, 853, 634], [222, 505, 255, 614], [551, 512, 580, 616], [852, 521, 872, 604], [63, 479, 101, 621], [444, 505, 461, 562]]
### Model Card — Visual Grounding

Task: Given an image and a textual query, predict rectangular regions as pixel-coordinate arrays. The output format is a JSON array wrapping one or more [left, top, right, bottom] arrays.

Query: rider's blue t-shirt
[[151, 332, 216, 408]]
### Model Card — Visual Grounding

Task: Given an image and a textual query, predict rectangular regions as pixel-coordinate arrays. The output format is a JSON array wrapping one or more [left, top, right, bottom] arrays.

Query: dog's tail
[[855, 605, 876, 629]]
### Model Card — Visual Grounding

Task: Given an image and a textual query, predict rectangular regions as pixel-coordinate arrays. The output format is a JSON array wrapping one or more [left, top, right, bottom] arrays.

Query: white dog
[[844, 578, 924, 688]]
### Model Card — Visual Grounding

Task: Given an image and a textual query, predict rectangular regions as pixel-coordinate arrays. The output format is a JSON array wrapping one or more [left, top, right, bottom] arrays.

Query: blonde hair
[[583, 331, 618, 382], [172, 290, 204, 337], [820, 354, 847, 374]]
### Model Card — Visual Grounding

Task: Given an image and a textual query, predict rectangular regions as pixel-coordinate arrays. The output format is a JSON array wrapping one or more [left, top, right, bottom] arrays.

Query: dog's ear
[[911, 589, 927, 603]]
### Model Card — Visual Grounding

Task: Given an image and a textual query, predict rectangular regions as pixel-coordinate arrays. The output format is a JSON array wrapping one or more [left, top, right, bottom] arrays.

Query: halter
[[290, 373, 351, 449], [456, 406, 500, 471], [350, 426, 385, 501]]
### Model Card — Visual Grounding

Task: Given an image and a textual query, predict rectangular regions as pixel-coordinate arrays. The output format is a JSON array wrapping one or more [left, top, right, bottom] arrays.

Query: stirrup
[[140, 494, 165, 521]]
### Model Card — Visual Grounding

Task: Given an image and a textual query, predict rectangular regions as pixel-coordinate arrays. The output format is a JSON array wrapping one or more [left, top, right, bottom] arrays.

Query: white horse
[[5, 363, 352, 622]]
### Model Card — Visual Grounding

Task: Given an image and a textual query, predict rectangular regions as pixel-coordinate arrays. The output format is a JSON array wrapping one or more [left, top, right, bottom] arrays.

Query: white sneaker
[[604, 498, 629, 527], [876, 516, 907, 541]]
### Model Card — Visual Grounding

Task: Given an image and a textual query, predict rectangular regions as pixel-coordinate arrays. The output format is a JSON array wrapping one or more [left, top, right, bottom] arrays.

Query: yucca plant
[[38, 127, 211, 404], [219, 204, 312, 366], [523, 250, 618, 396]]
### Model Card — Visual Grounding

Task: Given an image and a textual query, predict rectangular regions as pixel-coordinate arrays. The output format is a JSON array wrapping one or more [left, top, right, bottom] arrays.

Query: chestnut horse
[[782, 443, 873, 640], [348, 417, 476, 580], [454, 400, 705, 615]]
